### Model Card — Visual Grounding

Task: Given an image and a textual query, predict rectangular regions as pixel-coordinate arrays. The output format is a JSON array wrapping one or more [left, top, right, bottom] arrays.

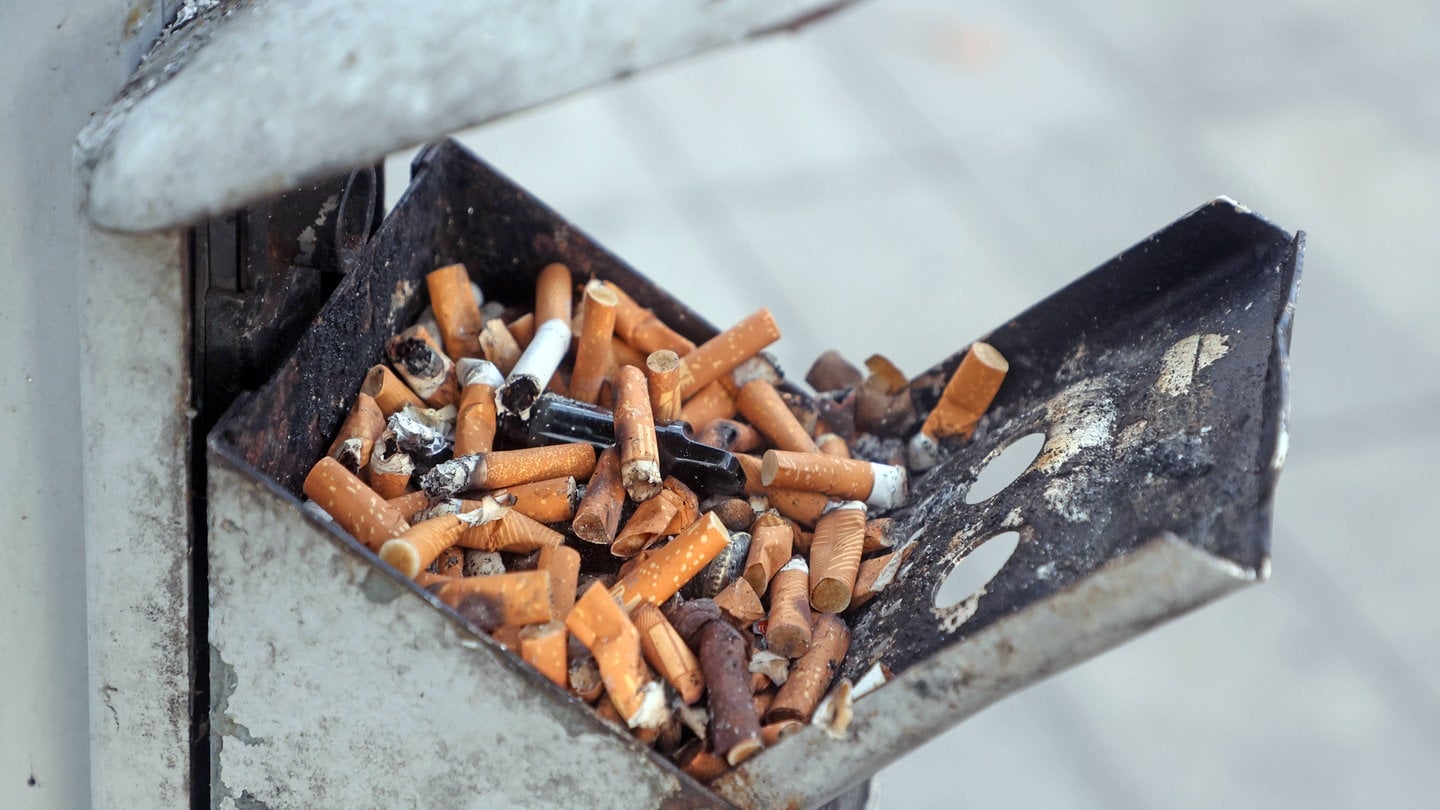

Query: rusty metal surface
[[212, 142, 1300, 808], [77, 0, 862, 232]]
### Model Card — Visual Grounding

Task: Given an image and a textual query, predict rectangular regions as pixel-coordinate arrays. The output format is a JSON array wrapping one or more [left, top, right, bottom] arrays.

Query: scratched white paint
[[1035, 379, 1117, 474], [1157, 333, 1230, 397]]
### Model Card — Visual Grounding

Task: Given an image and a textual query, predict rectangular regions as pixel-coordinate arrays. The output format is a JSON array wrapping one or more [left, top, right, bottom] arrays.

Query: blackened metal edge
[[842, 198, 1300, 683]]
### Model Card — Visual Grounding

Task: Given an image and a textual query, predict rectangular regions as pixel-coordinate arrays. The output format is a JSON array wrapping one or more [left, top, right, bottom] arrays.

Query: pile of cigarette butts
[[301, 262, 1007, 780]]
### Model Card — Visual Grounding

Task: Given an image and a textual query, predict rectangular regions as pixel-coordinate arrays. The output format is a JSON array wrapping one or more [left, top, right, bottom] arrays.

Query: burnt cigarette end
[[419, 454, 482, 498]]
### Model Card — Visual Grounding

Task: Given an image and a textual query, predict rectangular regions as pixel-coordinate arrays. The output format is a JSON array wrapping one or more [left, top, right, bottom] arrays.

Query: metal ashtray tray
[[206, 139, 1301, 808]]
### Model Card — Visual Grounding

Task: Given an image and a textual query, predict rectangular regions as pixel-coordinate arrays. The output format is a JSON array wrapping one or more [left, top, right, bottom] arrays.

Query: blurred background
[[384, 0, 1439, 806], [4, 0, 1436, 807]]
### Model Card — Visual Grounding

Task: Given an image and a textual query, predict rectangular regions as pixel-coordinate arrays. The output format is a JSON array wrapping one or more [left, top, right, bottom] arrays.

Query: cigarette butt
[[766, 558, 813, 658], [572, 446, 625, 544], [660, 477, 700, 535], [760, 450, 908, 511], [379, 514, 468, 578], [614, 365, 662, 502], [855, 380, 916, 438], [676, 740, 729, 783], [519, 621, 569, 688], [679, 381, 738, 429], [569, 281, 620, 404], [491, 476, 578, 524], [385, 490, 432, 523], [434, 545, 466, 578], [568, 654, 605, 703], [762, 720, 804, 746], [611, 513, 732, 612], [366, 435, 414, 499], [326, 392, 385, 474], [806, 350, 864, 393], [794, 530, 813, 555], [678, 309, 781, 400], [736, 379, 819, 453], [426, 263, 484, 360], [850, 540, 918, 609], [863, 517, 897, 552], [812, 678, 855, 740], [426, 443, 596, 497], [697, 618, 764, 765], [303, 457, 411, 551], [815, 433, 851, 459], [435, 571, 554, 630], [709, 498, 756, 532], [454, 359, 503, 456], [566, 582, 662, 728], [765, 613, 849, 724], [607, 337, 646, 384], [479, 320, 523, 375], [808, 503, 867, 613], [922, 341, 1009, 442], [490, 624, 523, 650], [690, 530, 751, 600], [386, 325, 460, 407], [726, 354, 784, 393], [743, 512, 794, 596], [535, 263, 574, 326], [645, 350, 683, 423], [603, 281, 697, 356], [537, 544, 581, 620], [458, 511, 564, 553], [751, 673, 775, 698], [498, 317, 572, 419], [414, 571, 453, 588], [633, 603, 705, 705], [713, 576, 765, 627], [611, 486, 679, 559], [696, 418, 762, 454], [663, 599, 725, 649], [507, 313, 535, 348], [735, 454, 830, 527], [361, 364, 425, 416]]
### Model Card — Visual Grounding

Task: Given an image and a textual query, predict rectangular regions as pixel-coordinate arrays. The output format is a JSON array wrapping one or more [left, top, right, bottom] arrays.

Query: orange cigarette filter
[[850, 541, 917, 609], [677, 741, 729, 783], [566, 583, 654, 726], [378, 513, 469, 578], [413, 571, 453, 588], [387, 324, 460, 408], [457, 511, 564, 553], [679, 381, 737, 430], [678, 309, 781, 399], [765, 613, 850, 724], [537, 545, 581, 619], [735, 379, 819, 453], [507, 313, 536, 348], [742, 511, 794, 596], [426, 263, 484, 360], [766, 558, 813, 658], [360, 364, 425, 416], [815, 433, 851, 459], [713, 577, 765, 626], [385, 490, 432, 522], [434, 545, 466, 578], [519, 621, 569, 688], [632, 603, 705, 704], [760, 451, 872, 500], [808, 503, 867, 613], [490, 476, 578, 524], [453, 362, 502, 456], [645, 350, 683, 423], [435, 571, 554, 629], [569, 280, 620, 404], [611, 488, 680, 559], [863, 517, 897, 553], [303, 457, 411, 551], [572, 446, 625, 544], [482, 443, 597, 490], [762, 720, 804, 747], [603, 281, 697, 356], [479, 320, 523, 375], [736, 454, 829, 527], [534, 263, 574, 326], [325, 392, 385, 473], [613, 364, 662, 502], [610, 512, 732, 612], [922, 341, 1009, 441]]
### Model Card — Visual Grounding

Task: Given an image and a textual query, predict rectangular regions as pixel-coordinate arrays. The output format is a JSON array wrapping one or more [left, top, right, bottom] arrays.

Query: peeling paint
[[1157, 333, 1230, 397], [1035, 379, 1116, 474]]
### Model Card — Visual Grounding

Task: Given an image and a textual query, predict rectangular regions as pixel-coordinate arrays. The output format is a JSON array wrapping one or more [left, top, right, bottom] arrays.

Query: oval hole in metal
[[934, 531, 1019, 609], [965, 432, 1045, 505]]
